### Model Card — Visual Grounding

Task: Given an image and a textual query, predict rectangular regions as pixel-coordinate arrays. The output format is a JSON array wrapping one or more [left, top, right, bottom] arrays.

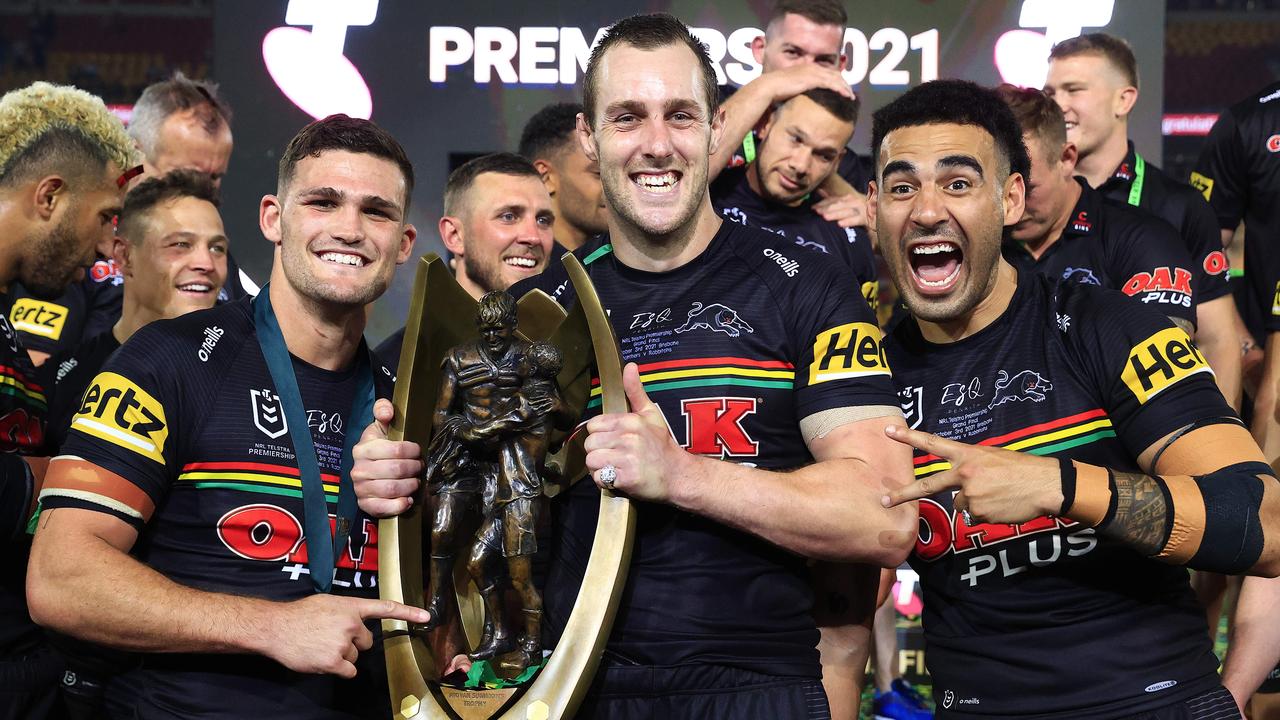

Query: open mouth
[[631, 170, 680, 194], [503, 255, 540, 271], [1064, 120, 1078, 132], [317, 250, 367, 268], [908, 241, 963, 293], [176, 282, 214, 294]]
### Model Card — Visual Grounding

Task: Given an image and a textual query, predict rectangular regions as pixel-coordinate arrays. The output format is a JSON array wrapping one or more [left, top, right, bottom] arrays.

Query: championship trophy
[[379, 254, 635, 720]]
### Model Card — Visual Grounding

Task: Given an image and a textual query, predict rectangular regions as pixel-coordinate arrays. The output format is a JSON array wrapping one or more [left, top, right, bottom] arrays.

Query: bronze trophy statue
[[378, 254, 634, 720]]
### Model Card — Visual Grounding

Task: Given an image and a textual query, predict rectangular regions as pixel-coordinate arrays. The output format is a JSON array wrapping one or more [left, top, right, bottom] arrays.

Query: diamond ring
[[598, 465, 618, 490]]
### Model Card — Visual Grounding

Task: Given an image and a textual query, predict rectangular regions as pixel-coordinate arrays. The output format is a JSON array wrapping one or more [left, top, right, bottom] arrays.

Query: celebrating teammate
[[519, 102, 609, 254], [995, 84, 1197, 331], [27, 115, 429, 719], [352, 13, 916, 718], [710, 88, 878, 307], [870, 79, 1280, 718], [1045, 33, 1244, 410]]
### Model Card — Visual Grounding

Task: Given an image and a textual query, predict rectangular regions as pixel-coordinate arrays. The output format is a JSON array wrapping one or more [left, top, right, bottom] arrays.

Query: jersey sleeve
[[1057, 282, 1234, 458], [39, 324, 189, 529], [8, 283, 87, 357], [1108, 209, 1198, 326], [788, 263, 899, 421], [1178, 186, 1232, 303], [1191, 108, 1248, 229]]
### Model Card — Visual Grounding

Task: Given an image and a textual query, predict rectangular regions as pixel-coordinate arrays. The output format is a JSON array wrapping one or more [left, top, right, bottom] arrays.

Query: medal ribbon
[[253, 285, 375, 593], [1127, 153, 1145, 207]]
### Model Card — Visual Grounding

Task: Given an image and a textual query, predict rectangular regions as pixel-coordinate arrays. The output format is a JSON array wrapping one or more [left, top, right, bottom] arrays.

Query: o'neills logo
[[762, 248, 800, 277], [198, 326, 224, 362]]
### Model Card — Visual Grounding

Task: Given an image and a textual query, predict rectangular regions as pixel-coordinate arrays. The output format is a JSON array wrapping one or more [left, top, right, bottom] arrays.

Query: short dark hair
[[519, 102, 583, 162], [443, 152, 540, 217], [118, 169, 220, 244], [790, 87, 859, 124], [1049, 33, 1139, 89], [130, 72, 232, 159], [995, 84, 1066, 159], [767, 0, 847, 33], [583, 14, 718, 126], [870, 80, 1030, 184], [476, 290, 518, 328], [278, 114, 414, 210]]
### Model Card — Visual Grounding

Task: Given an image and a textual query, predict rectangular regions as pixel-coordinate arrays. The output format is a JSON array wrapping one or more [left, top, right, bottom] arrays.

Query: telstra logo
[[263, 0, 377, 119], [994, 0, 1114, 88]]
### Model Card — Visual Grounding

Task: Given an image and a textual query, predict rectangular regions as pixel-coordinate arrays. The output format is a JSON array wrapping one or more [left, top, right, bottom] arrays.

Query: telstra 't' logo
[[263, 0, 377, 119]]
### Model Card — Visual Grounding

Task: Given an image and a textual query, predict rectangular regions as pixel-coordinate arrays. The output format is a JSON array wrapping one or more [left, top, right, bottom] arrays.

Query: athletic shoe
[[872, 678, 934, 720]]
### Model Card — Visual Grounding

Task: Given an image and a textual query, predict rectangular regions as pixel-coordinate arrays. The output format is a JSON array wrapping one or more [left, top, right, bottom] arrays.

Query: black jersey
[[511, 222, 899, 678], [44, 329, 121, 455], [711, 164, 879, 309], [886, 272, 1231, 719], [9, 255, 123, 359], [40, 298, 395, 720], [1096, 142, 1232, 304], [1192, 82, 1280, 338], [1004, 179, 1197, 325]]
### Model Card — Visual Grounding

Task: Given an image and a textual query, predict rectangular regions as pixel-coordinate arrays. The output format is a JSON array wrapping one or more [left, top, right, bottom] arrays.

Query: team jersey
[[711, 164, 879, 308], [1192, 81, 1280, 338], [40, 298, 395, 720], [43, 329, 121, 455], [1096, 142, 1232, 304], [511, 222, 899, 678], [9, 255, 123, 360], [1003, 179, 1197, 326], [886, 271, 1231, 719]]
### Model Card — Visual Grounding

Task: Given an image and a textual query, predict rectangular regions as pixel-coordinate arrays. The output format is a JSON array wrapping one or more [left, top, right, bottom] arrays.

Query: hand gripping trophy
[[378, 254, 634, 720]]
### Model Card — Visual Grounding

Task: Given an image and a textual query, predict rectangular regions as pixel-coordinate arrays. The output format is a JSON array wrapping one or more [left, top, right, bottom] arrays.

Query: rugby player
[[352, 13, 916, 719], [44, 170, 228, 454], [715, 0, 871, 229], [1045, 34, 1243, 410], [26, 115, 430, 719], [375, 152, 554, 369], [710, 88, 879, 308], [519, 102, 608, 253], [870, 78, 1280, 719], [0, 80, 133, 720], [1192, 80, 1280, 717], [996, 84, 1198, 332]]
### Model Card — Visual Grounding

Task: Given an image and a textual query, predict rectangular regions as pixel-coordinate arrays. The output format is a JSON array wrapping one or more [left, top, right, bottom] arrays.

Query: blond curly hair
[[0, 81, 138, 186]]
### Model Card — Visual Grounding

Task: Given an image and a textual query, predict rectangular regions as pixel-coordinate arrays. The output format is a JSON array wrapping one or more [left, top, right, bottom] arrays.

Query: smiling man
[[27, 115, 430, 719], [870, 79, 1280, 720], [352, 13, 916, 719]]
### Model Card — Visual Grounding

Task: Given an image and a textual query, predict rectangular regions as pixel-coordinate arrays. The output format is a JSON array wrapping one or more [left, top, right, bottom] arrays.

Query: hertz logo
[[1121, 327, 1212, 405], [860, 280, 879, 312], [72, 372, 169, 464], [9, 298, 67, 340], [809, 321, 890, 385], [1272, 281, 1280, 318], [1189, 171, 1213, 202]]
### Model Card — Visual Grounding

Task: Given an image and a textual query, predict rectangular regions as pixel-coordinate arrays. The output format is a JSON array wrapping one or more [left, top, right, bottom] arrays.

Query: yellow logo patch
[[1189, 171, 1214, 202], [1121, 327, 1213, 405], [809, 321, 890, 385], [1272, 281, 1280, 317], [860, 280, 880, 312], [72, 372, 169, 464], [9, 298, 68, 340]]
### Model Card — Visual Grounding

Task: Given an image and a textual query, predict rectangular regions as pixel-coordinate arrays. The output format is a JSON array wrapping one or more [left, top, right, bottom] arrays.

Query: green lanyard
[[741, 133, 756, 164], [1127, 153, 1145, 207]]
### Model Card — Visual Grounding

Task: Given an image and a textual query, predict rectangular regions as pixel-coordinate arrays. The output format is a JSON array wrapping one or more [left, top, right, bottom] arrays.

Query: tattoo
[[1099, 472, 1169, 555]]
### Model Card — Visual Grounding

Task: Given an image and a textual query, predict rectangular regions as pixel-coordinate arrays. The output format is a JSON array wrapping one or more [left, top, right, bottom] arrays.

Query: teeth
[[633, 172, 677, 193], [504, 257, 537, 268], [320, 252, 364, 267], [912, 243, 957, 255], [178, 283, 211, 292], [918, 264, 962, 287]]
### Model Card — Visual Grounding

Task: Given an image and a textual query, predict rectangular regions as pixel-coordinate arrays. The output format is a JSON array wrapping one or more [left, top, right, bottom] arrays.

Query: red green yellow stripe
[[0, 364, 46, 406], [913, 409, 1115, 477], [177, 461, 342, 500], [586, 357, 795, 408]]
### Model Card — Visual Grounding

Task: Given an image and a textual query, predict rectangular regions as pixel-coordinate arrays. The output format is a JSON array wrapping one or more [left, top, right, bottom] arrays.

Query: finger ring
[[598, 465, 618, 490]]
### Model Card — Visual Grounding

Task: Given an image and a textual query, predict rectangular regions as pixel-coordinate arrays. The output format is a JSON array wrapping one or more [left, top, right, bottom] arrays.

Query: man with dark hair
[[353, 13, 916, 719], [375, 152, 553, 369], [870, 79, 1280, 719], [995, 84, 1198, 331], [27, 114, 430, 719], [0, 79, 134, 720], [711, 88, 878, 308], [519, 102, 608, 253], [1046, 33, 1244, 412]]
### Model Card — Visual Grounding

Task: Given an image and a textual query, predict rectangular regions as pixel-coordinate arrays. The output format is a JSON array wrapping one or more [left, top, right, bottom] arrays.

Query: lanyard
[[1127, 153, 1145, 207], [253, 285, 374, 593], [741, 132, 757, 164]]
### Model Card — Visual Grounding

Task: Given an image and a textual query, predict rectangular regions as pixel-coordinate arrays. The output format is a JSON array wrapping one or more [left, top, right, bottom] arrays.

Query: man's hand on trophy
[[257, 595, 430, 678], [584, 363, 690, 501], [352, 398, 425, 517]]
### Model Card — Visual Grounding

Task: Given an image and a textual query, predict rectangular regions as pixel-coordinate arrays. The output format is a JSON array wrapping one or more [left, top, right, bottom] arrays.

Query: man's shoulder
[[116, 299, 254, 375], [719, 220, 851, 289], [1097, 191, 1181, 240], [511, 235, 611, 306]]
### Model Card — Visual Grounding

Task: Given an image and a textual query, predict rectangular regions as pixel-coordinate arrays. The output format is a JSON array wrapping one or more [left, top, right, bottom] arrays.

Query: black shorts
[[573, 662, 830, 720], [1131, 684, 1241, 719]]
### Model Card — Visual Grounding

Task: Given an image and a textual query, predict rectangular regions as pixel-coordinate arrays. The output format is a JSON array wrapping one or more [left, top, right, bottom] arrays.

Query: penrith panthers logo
[[674, 302, 754, 338], [987, 370, 1053, 409]]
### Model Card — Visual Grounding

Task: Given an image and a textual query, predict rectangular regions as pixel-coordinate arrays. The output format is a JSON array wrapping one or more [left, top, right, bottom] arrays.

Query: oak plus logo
[[263, 0, 377, 119], [680, 397, 758, 458]]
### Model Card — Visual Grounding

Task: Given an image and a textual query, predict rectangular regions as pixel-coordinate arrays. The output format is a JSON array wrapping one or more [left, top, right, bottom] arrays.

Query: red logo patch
[[1122, 267, 1193, 296], [1203, 250, 1229, 276], [680, 397, 759, 457], [1267, 135, 1280, 153]]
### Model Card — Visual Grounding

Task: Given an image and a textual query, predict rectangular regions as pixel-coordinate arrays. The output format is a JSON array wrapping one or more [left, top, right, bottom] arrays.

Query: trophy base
[[434, 686, 520, 719]]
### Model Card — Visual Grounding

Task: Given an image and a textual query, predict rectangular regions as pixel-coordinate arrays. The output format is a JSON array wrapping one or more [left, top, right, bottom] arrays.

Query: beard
[[22, 212, 89, 300], [278, 219, 389, 308]]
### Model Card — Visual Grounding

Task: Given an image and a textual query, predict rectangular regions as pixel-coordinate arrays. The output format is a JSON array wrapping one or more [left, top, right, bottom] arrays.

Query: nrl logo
[[251, 389, 288, 439], [899, 385, 924, 429]]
